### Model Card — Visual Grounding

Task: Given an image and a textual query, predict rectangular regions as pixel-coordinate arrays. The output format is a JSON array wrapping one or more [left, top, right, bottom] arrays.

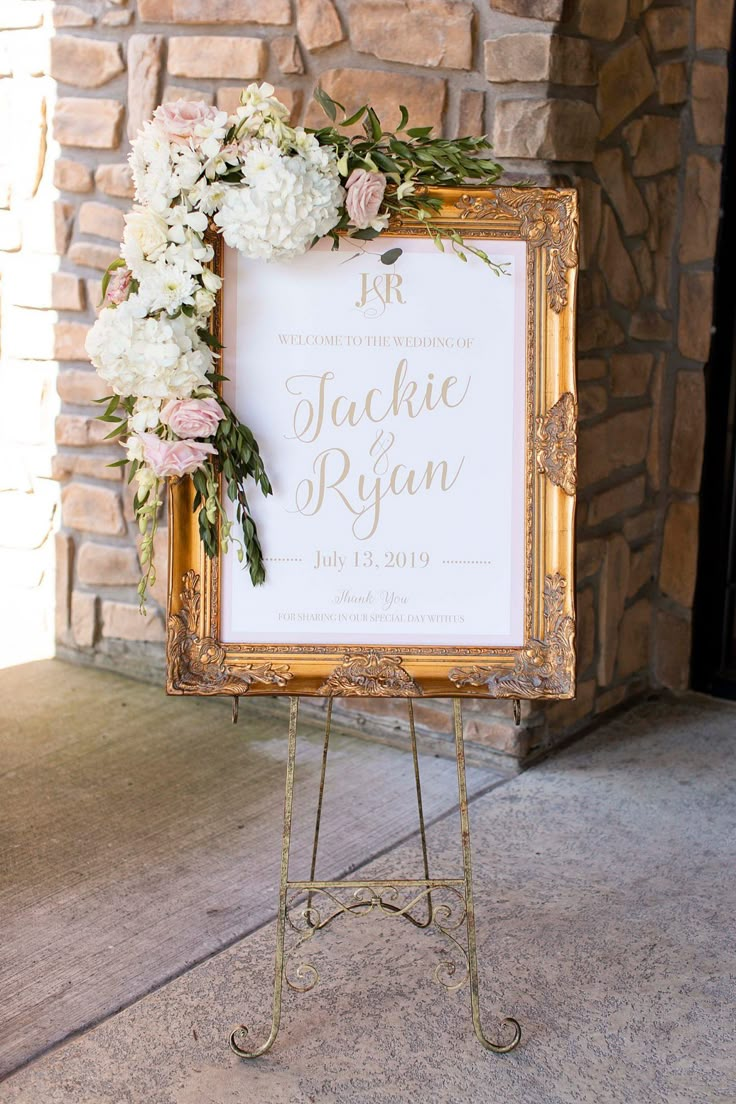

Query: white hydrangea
[[85, 296, 212, 400], [213, 143, 343, 261]]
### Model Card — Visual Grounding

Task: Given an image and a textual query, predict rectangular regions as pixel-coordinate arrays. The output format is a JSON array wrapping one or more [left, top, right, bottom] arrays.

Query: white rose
[[122, 206, 169, 276]]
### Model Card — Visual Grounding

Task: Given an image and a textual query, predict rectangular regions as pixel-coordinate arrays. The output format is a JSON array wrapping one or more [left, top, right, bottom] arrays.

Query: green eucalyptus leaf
[[380, 247, 403, 266]]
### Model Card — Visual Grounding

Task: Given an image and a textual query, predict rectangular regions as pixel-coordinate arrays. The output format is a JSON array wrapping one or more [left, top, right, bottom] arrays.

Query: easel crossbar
[[288, 878, 465, 890]]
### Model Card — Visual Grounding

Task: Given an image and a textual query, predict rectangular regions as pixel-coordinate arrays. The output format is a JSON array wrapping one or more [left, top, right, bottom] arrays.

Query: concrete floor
[[1, 665, 735, 1103]]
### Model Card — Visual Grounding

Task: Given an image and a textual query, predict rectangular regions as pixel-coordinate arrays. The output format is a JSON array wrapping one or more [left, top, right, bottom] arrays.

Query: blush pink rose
[[345, 169, 387, 230], [153, 100, 219, 143], [160, 397, 224, 439], [139, 433, 217, 478], [104, 266, 132, 306]]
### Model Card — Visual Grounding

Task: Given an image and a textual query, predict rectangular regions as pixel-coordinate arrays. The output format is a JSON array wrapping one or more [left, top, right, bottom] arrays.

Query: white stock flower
[[86, 296, 212, 400], [130, 397, 163, 433], [194, 287, 216, 317], [136, 260, 198, 315]]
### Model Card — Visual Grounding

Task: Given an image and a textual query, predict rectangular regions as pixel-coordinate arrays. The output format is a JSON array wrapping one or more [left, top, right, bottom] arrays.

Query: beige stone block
[[101, 600, 166, 642], [297, 0, 344, 51], [305, 69, 446, 133], [57, 369, 108, 405], [0, 29, 48, 76], [138, 0, 290, 22], [54, 97, 124, 148], [56, 414, 110, 447], [587, 475, 646, 527], [0, 210, 21, 251], [692, 62, 728, 147], [457, 90, 484, 137], [575, 0, 627, 40], [578, 408, 651, 487], [669, 371, 706, 494], [55, 322, 92, 361], [657, 60, 687, 105], [641, 173, 678, 309], [594, 147, 648, 236], [545, 679, 596, 732], [102, 10, 133, 25], [631, 241, 654, 298], [597, 534, 630, 685], [11, 269, 85, 311], [598, 205, 641, 310], [679, 155, 721, 265], [678, 271, 714, 362], [62, 482, 125, 535], [78, 201, 125, 242], [577, 309, 625, 352], [616, 599, 651, 679], [2, 1, 44, 28], [645, 7, 690, 52], [350, 0, 473, 70], [55, 532, 73, 639], [71, 589, 97, 647], [53, 5, 95, 28], [21, 199, 73, 255], [127, 34, 164, 141], [168, 35, 267, 80], [578, 383, 607, 420], [578, 357, 606, 381], [646, 354, 663, 490], [577, 178, 601, 271], [50, 36, 124, 89], [272, 35, 303, 75], [660, 499, 699, 607], [577, 537, 605, 581], [597, 36, 655, 139], [95, 163, 135, 199], [78, 542, 140, 586], [68, 240, 121, 271], [489, 0, 564, 16], [485, 34, 596, 85], [163, 84, 214, 106], [627, 543, 655, 598], [492, 98, 599, 161], [627, 115, 680, 177], [87, 278, 104, 312], [623, 509, 656, 543], [655, 609, 691, 689], [610, 353, 653, 397], [54, 158, 93, 193], [52, 453, 124, 482], [695, 0, 734, 49], [630, 310, 671, 342]]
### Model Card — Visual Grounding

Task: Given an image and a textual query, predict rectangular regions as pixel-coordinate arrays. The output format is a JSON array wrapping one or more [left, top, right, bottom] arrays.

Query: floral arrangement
[[85, 83, 505, 607]]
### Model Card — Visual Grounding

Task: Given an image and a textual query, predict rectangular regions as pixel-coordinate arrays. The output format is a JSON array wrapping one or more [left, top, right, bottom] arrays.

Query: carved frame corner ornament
[[448, 574, 575, 699], [455, 188, 578, 313], [168, 570, 292, 694], [536, 392, 577, 496], [317, 652, 422, 697]]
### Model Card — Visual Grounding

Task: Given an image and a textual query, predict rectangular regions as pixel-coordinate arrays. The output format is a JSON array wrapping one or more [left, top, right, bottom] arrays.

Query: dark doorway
[[692, 10, 736, 697]]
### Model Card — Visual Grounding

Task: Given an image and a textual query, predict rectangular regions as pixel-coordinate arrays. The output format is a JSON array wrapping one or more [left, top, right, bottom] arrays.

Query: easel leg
[[229, 696, 299, 1057], [453, 699, 521, 1054], [306, 698, 332, 923], [408, 699, 432, 926]]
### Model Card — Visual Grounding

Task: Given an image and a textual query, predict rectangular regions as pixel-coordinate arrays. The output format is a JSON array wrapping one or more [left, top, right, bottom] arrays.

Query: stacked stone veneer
[[0, 0, 729, 760]]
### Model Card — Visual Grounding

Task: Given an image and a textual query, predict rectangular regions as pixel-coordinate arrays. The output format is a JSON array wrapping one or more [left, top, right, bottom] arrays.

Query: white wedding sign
[[221, 235, 527, 648]]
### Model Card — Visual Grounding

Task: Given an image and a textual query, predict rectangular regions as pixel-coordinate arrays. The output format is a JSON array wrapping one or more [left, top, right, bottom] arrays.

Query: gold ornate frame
[[167, 186, 578, 701]]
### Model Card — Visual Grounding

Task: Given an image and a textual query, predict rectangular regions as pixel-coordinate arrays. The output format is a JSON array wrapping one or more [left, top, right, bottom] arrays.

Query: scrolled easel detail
[[456, 189, 577, 312], [168, 570, 292, 694], [317, 651, 421, 697], [449, 573, 574, 698], [536, 392, 577, 495]]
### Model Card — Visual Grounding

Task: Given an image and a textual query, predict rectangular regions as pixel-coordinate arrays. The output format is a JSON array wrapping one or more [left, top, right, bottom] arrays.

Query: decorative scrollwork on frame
[[168, 570, 292, 694], [536, 392, 577, 495], [456, 189, 577, 312], [449, 573, 574, 698], [317, 651, 421, 696]]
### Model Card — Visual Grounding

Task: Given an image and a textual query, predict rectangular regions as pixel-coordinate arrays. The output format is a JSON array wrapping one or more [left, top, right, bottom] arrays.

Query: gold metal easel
[[229, 696, 521, 1058]]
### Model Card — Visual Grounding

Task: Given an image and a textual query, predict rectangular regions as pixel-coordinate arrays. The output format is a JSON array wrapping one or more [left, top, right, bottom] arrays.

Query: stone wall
[[1, 0, 730, 762]]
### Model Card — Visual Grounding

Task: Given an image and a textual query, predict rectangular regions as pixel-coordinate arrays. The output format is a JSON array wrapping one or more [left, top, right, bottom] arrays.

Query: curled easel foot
[[474, 1015, 522, 1054], [229, 1023, 279, 1059]]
